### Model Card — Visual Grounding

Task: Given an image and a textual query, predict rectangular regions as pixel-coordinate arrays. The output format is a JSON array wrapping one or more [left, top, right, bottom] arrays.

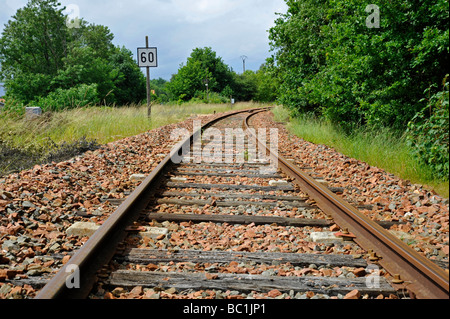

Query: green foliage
[[0, 0, 67, 78], [406, 76, 449, 181], [254, 63, 279, 103], [167, 47, 234, 102], [109, 46, 147, 105], [51, 45, 117, 104], [191, 91, 229, 104], [32, 83, 99, 111], [221, 85, 234, 99], [150, 78, 170, 104], [0, 0, 146, 108], [167, 47, 278, 104], [0, 1, 276, 109], [268, 0, 448, 187], [269, 0, 449, 130], [232, 71, 258, 101], [3, 72, 53, 103]]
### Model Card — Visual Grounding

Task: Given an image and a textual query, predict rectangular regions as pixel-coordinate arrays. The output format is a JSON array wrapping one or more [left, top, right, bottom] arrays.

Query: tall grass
[[272, 106, 449, 198], [0, 102, 262, 175], [0, 102, 259, 147]]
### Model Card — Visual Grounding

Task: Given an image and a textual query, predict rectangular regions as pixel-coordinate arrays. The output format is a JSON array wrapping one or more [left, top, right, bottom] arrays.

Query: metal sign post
[[137, 36, 158, 118], [145, 36, 151, 118]]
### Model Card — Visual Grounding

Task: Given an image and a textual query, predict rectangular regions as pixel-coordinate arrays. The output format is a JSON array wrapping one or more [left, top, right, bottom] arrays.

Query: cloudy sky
[[0, 0, 287, 83]]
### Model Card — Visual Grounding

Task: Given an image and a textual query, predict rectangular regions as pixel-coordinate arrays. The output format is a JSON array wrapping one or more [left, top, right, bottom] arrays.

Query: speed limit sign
[[139, 36, 158, 118], [137, 47, 158, 68]]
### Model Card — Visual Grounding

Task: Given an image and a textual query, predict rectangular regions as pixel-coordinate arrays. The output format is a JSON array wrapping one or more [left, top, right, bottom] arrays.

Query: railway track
[[35, 108, 449, 300]]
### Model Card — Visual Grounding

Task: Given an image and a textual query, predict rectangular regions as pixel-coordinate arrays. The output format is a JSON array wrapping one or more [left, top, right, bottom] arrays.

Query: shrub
[[189, 91, 229, 104], [32, 84, 99, 112], [406, 76, 449, 181]]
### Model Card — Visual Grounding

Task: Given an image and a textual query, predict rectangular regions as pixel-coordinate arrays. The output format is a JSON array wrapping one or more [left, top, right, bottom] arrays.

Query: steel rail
[[36, 107, 266, 299], [244, 110, 449, 299]]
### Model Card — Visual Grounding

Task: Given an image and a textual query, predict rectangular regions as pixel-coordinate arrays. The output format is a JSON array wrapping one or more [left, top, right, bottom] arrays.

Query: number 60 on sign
[[137, 47, 158, 68]]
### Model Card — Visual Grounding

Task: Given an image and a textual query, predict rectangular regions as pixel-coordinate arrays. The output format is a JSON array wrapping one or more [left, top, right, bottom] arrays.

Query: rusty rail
[[244, 110, 449, 299]]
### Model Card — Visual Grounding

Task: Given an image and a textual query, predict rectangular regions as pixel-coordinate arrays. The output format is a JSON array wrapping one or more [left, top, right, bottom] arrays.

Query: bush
[[406, 76, 449, 181], [33, 84, 99, 111], [189, 91, 229, 104]]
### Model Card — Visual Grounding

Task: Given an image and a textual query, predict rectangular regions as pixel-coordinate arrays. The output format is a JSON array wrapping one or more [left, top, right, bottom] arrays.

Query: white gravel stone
[[138, 227, 169, 239], [310, 231, 343, 244], [130, 174, 146, 182], [269, 180, 289, 186], [66, 222, 100, 237]]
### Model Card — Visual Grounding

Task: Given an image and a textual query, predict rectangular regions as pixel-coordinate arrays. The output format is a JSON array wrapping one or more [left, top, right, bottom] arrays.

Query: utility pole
[[240, 55, 248, 73]]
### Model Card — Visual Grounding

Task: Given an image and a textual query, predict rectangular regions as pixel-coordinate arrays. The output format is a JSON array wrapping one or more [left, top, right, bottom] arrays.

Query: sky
[[0, 0, 288, 86]]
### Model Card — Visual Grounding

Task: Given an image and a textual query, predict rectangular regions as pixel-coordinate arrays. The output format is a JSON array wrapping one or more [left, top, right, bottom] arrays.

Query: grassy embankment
[[272, 105, 449, 198], [0, 102, 260, 175]]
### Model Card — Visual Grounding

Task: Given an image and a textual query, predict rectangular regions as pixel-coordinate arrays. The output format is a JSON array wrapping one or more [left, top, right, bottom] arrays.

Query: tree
[[269, 0, 449, 130], [0, 1, 146, 107], [50, 45, 117, 104], [269, 0, 330, 115], [109, 46, 146, 105], [254, 63, 278, 103], [68, 20, 115, 60], [231, 70, 258, 101], [168, 59, 213, 102], [0, 0, 68, 102], [167, 47, 234, 101], [150, 77, 169, 103]]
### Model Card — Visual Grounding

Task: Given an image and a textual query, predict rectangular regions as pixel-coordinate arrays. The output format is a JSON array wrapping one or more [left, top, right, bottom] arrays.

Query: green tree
[[254, 63, 278, 103], [68, 20, 115, 60], [50, 46, 117, 104], [109, 46, 146, 105], [231, 70, 258, 101], [269, 0, 330, 115], [0, 1, 146, 107], [167, 47, 234, 101], [406, 75, 449, 180], [0, 0, 68, 102], [150, 77, 169, 103], [269, 0, 449, 130], [168, 59, 212, 101]]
